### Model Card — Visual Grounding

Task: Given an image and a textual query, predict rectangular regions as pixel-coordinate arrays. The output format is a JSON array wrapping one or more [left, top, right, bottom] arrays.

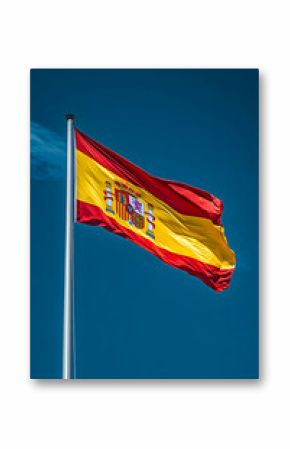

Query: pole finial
[[65, 113, 75, 121]]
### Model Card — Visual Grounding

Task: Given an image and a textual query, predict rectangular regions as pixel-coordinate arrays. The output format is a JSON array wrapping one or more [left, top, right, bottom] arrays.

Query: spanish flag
[[76, 129, 236, 291]]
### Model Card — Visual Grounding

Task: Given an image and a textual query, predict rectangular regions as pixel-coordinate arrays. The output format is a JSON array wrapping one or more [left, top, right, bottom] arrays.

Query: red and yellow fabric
[[76, 129, 236, 291]]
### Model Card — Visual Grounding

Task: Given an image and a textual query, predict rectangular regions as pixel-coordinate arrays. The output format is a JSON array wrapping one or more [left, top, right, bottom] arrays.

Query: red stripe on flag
[[77, 200, 234, 292]]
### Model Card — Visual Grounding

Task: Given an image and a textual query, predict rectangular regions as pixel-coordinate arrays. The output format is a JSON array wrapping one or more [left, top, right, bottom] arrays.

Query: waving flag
[[76, 129, 236, 291]]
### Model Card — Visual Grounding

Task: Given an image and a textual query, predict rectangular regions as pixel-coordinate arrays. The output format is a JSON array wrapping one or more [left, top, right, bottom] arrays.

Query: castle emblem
[[103, 180, 155, 239]]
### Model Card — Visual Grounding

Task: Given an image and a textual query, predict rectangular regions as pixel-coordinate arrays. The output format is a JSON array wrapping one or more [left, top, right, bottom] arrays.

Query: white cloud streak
[[31, 122, 66, 180]]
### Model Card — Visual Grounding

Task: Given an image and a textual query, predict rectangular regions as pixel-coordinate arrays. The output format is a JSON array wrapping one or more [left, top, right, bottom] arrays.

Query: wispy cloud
[[31, 122, 66, 180]]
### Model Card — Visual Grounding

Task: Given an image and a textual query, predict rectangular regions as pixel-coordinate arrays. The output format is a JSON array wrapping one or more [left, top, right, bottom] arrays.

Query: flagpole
[[63, 114, 75, 380]]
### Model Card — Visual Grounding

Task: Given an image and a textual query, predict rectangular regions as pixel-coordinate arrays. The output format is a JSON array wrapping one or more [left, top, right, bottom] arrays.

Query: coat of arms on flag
[[104, 180, 155, 238]]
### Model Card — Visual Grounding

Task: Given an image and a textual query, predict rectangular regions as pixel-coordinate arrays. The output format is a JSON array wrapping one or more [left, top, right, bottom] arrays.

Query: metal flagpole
[[63, 114, 75, 379]]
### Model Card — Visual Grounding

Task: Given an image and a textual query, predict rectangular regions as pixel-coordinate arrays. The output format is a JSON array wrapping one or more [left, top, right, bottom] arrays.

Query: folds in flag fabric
[[76, 129, 236, 291]]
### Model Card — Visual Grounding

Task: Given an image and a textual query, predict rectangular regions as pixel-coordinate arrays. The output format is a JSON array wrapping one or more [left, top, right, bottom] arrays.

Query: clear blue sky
[[31, 69, 258, 379]]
